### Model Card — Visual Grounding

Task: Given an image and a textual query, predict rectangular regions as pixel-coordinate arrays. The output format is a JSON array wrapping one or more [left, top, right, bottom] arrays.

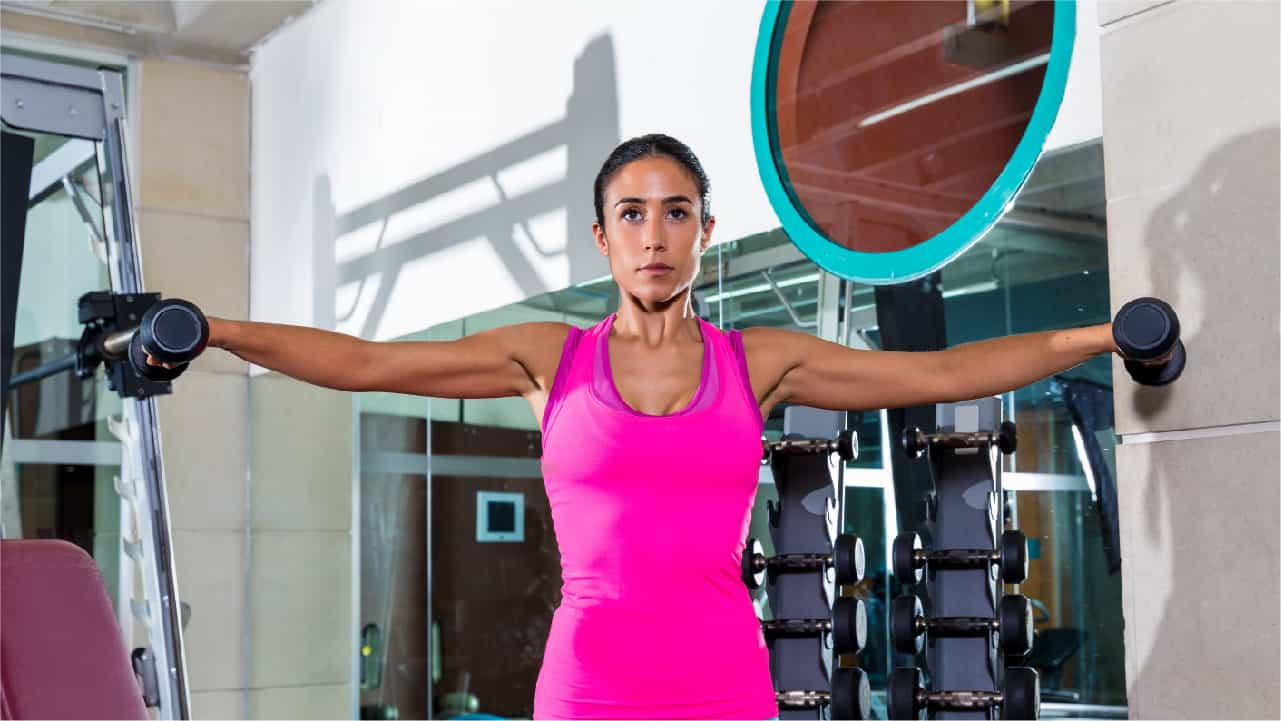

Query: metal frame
[[1, 54, 191, 720]]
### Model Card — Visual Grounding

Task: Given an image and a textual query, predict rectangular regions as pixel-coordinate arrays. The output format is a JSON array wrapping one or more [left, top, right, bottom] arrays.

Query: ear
[[592, 222, 608, 256], [699, 215, 717, 253]]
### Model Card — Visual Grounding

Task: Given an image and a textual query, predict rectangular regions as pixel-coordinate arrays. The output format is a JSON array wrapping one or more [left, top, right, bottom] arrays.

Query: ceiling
[[1, 1, 317, 64]]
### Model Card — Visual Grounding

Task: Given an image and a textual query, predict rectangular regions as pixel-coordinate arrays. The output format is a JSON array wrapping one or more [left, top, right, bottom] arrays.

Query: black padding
[[1, 132, 36, 458]]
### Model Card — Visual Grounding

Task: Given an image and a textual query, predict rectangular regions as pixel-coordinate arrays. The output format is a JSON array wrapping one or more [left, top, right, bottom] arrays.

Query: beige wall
[[133, 58, 356, 718], [131, 57, 254, 717], [1099, 1, 1280, 718]]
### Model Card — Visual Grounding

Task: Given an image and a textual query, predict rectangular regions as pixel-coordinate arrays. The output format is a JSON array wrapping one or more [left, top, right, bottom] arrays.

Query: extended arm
[[209, 318, 568, 398], [743, 325, 1119, 413]]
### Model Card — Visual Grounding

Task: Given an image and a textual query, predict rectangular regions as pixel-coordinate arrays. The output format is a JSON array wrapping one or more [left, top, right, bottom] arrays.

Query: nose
[[641, 216, 666, 252]]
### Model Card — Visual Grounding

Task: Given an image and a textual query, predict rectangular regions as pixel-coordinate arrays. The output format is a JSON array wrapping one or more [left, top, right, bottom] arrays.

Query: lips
[[639, 263, 673, 272]]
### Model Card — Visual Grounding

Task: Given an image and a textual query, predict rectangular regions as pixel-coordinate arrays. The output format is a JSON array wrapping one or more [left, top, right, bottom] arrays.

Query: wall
[[249, 0, 1103, 346], [130, 58, 255, 718], [1097, 1, 1280, 717]]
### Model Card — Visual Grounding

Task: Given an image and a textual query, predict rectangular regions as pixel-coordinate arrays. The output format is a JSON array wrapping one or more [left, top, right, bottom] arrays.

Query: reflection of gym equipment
[[889, 398, 1039, 720], [756, 406, 870, 719], [891, 594, 1034, 656], [1022, 627, 1087, 702]]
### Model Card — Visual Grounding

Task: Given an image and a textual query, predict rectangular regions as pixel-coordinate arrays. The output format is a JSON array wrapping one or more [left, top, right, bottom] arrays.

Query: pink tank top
[[534, 313, 778, 719]]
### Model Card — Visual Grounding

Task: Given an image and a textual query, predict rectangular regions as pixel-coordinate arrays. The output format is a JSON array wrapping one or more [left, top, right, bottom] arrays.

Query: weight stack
[[763, 406, 865, 720]]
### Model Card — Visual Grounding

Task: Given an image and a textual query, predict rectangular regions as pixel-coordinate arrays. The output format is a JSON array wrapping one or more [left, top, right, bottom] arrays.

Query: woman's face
[[594, 156, 715, 308]]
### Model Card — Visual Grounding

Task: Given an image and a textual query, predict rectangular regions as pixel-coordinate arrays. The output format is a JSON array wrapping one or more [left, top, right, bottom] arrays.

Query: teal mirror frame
[[750, 0, 1077, 284]]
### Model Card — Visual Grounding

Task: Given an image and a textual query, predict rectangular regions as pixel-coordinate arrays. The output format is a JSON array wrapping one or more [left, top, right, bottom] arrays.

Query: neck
[[612, 289, 701, 347]]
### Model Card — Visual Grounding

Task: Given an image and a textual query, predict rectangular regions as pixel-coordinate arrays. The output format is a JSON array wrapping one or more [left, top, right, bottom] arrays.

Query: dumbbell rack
[[759, 406, 867, 720], [891, 398, 1037, 720]]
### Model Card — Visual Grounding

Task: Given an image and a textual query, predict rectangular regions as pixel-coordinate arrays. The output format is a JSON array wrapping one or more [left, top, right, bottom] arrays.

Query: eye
[[621, 207, 642, 222], [667, 207, 688, 221]]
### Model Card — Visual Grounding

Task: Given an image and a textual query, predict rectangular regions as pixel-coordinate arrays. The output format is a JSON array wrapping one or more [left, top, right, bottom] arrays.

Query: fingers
[[144, 355, 178, 370]]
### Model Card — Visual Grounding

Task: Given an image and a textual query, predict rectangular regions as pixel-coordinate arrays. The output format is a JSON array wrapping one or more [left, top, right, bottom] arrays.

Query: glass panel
[[1, 124, 124, 610], [1014, 490, 1126, 707], [843, 487, 888, 690]]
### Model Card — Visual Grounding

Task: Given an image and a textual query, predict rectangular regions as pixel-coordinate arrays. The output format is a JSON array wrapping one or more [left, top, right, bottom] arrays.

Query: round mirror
[[751, 0, 1075, 283]]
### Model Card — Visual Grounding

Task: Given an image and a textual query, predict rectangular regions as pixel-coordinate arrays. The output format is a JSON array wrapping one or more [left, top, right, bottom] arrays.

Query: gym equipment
[[891, 595, 1035, 656], [776, 667, 871, 720], [757, 407, 870, 720], [761, 597, 868, 655], [1, 56, 192, 719], [742, 533, 865, 589], [888, 666, 1039, 721], [1112, 296, 1186, 386], [901, 421, 1017, 460], [893, 529, 1028, 585], [8, 292, 208, 399], [890, 398, 1041, 720], [763, 429, 857, 462]]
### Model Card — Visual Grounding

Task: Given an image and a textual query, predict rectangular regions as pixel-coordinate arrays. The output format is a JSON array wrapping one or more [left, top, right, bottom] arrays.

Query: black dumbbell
[[893, 529, 1028, 584], [891, 594, 1034, 656], [901, 421, 1017, 459], [742, 534, 864, 589], [761, 596, 867, 654], [1113, 296, 1186, 386], [887, 665, 1039, 720], [106, 298, 208, 381], [777, 667, 870, 719], [763, 429, 857, 462]]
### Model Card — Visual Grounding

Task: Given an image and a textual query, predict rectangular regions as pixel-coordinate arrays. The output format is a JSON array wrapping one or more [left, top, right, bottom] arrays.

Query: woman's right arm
[[209, 318, 569, 398]]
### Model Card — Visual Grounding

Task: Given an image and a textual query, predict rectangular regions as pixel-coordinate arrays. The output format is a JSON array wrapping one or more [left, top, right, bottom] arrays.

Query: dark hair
[[593, 133, 711, 227]]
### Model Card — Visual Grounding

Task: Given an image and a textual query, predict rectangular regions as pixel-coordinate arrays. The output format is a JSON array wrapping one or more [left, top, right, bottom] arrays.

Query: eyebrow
[[614, 195, 694, 207]]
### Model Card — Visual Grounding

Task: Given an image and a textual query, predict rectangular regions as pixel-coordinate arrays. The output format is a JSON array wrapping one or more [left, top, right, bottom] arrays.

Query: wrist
[[1097, 322, 1120, 355], [208, 317, 235, 350]]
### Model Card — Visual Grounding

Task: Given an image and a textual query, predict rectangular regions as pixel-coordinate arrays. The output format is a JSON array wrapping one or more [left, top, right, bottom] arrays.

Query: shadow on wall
[[1128, 126, 1280, 718], [312, 34, 621, 337]]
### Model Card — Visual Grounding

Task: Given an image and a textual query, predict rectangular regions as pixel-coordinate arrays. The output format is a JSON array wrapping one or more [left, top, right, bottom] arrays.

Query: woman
[[158, 134, 1131, 719]]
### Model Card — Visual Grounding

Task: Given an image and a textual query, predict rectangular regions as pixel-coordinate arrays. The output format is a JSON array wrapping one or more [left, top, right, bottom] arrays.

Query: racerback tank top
[[533, 313, 778, 719]]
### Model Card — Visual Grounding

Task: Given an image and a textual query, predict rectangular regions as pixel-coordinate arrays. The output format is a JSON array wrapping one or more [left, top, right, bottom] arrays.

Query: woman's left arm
[[744, 324, 1120, 413]]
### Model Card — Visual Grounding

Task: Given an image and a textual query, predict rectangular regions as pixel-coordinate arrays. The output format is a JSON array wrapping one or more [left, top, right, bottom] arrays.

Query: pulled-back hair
[[593, 133, 711, 227]]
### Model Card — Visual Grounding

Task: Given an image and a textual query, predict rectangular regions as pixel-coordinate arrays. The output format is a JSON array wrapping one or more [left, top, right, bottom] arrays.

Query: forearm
[[209, 317, 373, 391], [939, 324, 1117, 401]]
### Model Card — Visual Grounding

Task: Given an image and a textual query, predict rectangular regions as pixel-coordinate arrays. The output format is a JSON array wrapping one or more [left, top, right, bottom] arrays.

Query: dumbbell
[[761, 596, 867, 654], [887, 666, 1039, 720], [901, 421, 1016, 459], [742, 534, 864, 589], [763, 429, 857, 462], [891, 594, 1034, 656], [99, 298, 209, 382], [893, 529, 1028, 584], [1113, 297, 1186, 386], [776, 667, 870, 720]]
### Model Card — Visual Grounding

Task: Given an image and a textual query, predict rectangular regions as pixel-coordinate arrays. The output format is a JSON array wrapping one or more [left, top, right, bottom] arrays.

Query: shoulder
[[500, 321, 575, 356], [739, 326, 810, 361]]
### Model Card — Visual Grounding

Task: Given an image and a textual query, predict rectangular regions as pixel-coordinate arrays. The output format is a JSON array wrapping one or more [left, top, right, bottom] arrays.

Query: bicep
[[764, 330, 956, 412], [364, 323, 567, 398]]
